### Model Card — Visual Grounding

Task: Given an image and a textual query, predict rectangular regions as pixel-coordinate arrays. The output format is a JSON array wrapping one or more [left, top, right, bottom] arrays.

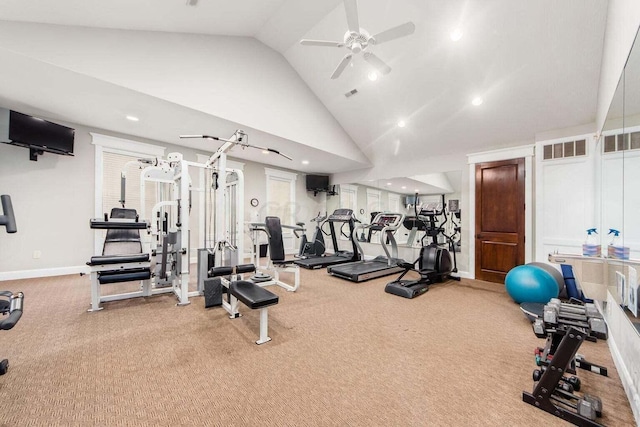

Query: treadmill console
[[328, 208, 354, 222], [372, 213, 403, 230]]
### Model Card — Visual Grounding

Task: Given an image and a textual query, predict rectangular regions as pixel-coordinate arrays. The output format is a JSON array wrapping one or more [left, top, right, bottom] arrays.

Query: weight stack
[[197, 249, 215, 293], [203, 277, 223, 308]]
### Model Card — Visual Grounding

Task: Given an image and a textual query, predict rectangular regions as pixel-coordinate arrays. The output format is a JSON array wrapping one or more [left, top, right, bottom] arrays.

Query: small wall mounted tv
[[0, 108, 75, 161], [306, 174, 330, 191]]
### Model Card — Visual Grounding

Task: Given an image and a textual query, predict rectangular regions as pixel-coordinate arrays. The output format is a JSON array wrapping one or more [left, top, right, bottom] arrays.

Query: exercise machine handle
[[0, 195, 17, 233], [0, 292, 24, 331]]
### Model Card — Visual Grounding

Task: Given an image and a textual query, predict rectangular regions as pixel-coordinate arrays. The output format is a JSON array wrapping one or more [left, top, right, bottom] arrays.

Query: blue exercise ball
[[527, 262, 565, 296], [505, 264, 559, 304]]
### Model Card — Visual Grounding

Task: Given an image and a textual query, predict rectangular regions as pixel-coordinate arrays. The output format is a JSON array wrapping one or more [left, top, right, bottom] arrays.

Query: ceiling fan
[[300, 0, 415, 79]]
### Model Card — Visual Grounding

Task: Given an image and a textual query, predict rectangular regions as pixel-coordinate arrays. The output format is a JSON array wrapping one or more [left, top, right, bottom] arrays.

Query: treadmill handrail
[[351, 221, 370, 259], [379, 214, 404, 264]]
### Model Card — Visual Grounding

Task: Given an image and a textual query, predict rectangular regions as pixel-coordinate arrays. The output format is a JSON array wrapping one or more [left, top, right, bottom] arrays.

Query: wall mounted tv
[[306, 174, 330, 191], [0, 108, 75, 161]]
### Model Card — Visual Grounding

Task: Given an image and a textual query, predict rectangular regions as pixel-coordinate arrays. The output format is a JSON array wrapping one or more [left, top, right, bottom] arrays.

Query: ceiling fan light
[[368, 71, 378, 81], [450, 28, 463, 41], [472, 97, 483, 106], [397, 120, 406, 128]]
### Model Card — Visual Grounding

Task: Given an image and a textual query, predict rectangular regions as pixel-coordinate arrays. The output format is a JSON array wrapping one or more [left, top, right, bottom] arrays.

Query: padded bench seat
[[98, 268, 151, 284], [88, 253, 150, 266], [209, 264, 256, 277], [230, 280, 279, 309], [90, 219, 148, 229]]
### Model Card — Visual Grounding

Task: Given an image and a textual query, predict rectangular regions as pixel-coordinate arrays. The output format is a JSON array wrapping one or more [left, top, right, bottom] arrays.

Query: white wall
[[0, 129, 94, 275], [534, 135, 598, 261]]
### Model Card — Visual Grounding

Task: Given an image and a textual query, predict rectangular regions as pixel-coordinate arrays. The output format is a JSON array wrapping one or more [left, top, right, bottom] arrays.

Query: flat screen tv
[[306, 174, 330, 191], [1, 109, 75, 160]]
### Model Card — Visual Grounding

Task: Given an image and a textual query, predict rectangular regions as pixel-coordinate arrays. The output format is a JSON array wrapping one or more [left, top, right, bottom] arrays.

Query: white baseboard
[[0, 265, 88, 281], [607, 313, 640, 425], [607, 320, 640, 425], [456, 270, 472, 279]]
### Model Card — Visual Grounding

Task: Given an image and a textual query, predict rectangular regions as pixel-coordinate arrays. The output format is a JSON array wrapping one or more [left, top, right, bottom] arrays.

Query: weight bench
[[263, 216, 300, 292], [205, 264, 279, 345]]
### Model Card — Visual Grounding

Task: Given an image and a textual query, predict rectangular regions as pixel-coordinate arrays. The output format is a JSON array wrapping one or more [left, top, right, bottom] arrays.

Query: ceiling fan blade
[[331, 54, 353, 79], [370, 22, 416, 45], [344, 0, 360, 34], [363, 52, 391, 75], [300, 39, 345, 48]]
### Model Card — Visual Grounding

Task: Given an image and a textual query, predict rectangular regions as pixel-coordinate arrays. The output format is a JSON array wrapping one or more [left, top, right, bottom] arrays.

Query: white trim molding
[[0, 265, 88, 281], [90, 132, 166, 157], [264, 167, 297, 181]]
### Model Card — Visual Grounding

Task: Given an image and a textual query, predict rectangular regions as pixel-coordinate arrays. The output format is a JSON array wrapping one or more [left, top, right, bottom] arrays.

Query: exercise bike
[[385, 194, 460, 299], [296, 212, 327, 258]]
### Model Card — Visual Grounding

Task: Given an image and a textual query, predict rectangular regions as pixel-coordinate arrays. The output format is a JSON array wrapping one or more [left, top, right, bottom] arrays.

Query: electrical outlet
[[33, 250, 41, 259]]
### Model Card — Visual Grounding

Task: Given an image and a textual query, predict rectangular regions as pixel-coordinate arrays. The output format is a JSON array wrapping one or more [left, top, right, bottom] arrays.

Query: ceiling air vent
[[345, 89, 358, 98]]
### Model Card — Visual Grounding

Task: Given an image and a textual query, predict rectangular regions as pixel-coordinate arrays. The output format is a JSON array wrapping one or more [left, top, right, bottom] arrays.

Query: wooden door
[[475, 158, 525, 283]]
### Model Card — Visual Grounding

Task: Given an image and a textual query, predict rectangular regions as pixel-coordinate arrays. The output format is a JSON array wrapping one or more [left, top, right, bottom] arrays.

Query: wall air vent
[[542, 139, 586, 160], [603, 131, 640, 153], [345, 89, 358, 98]]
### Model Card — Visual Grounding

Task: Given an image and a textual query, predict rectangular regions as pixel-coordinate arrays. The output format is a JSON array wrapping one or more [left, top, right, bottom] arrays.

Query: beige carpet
[[0, 268, 634, 426]]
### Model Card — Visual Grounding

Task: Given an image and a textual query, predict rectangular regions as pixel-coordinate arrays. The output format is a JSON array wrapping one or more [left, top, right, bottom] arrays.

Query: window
[[366, 188, 381, 220], [92, 133, 166, 254], [339, 184, 358, 215], [388, 193, 401, 213], [265, 168, 297, 252]]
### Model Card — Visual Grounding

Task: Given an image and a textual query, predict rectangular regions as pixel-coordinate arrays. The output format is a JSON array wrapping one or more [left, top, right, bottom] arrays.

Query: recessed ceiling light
[[262, 150, 269, 154], [368, 71, 378, 81], [472, 97, 483, 106], [414, 189, 419, 192], [386, 182, 392, 186], [401, 186, 406, 189], [450, 29, 463, 41], [126, 115, 139, 122], [301, 160, 309, 165], [397, 120, 406, 128]]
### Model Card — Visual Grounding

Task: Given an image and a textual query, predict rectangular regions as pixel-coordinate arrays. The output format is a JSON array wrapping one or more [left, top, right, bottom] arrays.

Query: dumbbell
[[546, 298, 601, 319], [532, 369, 581, 391], [552, 388, 602, 420], [543, 300, 608, 339]]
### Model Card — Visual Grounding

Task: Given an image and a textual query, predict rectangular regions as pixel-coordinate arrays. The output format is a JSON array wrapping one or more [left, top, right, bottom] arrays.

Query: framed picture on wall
[[629, 267, 639, 317]]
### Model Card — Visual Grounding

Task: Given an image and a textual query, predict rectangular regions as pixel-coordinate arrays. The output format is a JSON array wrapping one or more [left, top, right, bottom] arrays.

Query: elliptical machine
[[0, 195, 25, 375], [296, 212, 327, 259], [385, 194, 460, 299]]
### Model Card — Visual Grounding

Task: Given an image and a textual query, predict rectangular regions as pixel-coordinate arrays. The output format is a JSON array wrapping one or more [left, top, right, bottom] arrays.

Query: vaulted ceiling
[[0, 0, 608, 183]]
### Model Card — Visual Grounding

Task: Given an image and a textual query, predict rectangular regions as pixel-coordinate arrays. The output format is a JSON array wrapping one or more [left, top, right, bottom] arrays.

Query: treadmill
[[294, 209, 361, 269], [327, 212, 405, 282]]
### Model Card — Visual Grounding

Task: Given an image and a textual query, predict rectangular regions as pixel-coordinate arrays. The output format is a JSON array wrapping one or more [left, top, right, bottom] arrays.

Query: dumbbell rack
[[523, 326, 604, 427], [535, 330, 608, 377]]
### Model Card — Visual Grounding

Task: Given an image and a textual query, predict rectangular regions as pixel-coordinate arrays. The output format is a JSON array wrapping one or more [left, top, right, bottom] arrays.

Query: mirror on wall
[[329, 171, 465, 272], [601, 27, 640, 319]]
